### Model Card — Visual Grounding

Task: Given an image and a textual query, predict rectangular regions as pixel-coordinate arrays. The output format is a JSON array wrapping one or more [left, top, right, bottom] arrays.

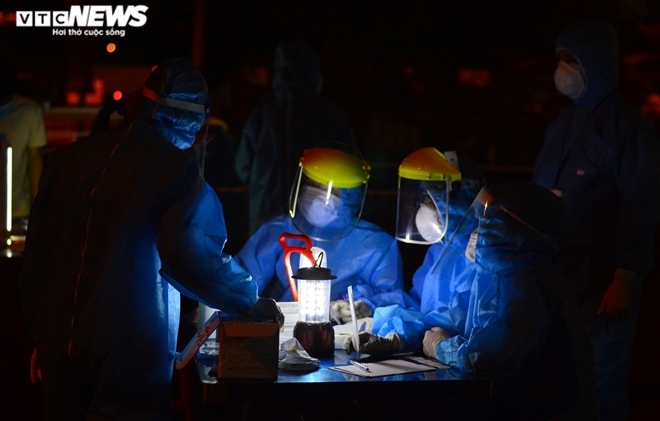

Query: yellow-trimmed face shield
[[290, 147, 371, 241], [396, 147, 462, 244]]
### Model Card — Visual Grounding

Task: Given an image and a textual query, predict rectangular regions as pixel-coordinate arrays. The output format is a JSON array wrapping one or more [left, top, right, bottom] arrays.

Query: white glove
[[343, 332, 403, 355], [422, 327, 451, 358], [330, 300, 373, 324]]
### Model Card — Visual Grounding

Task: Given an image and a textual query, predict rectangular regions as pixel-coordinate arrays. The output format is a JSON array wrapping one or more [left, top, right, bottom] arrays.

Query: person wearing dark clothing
[[19, 57, 281, 421], [533, 19, 659, 421], [235, 41, 355, 234]]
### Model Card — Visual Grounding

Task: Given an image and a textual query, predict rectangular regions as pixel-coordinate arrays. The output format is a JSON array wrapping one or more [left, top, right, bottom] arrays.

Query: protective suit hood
[[272, 42, 322, 101], [475, 182, 566, 272], [131, 57, 208, 149], [556, 19, 618, 107]]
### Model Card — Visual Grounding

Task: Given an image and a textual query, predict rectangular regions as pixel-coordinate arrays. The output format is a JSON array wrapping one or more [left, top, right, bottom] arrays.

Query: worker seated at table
[[346, 181, 599, 421], [408, 155, 484, 314], [236, 145, 415, 323], [367, 148, 479, 336]]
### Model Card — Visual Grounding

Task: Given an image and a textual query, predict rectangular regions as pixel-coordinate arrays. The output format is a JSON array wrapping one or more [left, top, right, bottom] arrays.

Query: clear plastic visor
[[289, 167, 366, 241], [395, 177, 451, 244]]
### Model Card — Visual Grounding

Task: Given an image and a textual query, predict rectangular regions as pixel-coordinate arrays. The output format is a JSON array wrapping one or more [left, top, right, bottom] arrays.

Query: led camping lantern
[[292, 266, 336, 358]]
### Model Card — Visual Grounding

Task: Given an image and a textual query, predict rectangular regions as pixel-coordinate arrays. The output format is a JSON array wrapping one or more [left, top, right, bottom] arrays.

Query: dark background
[[2, 0, 659, 167], [1, 1, 659, 419]]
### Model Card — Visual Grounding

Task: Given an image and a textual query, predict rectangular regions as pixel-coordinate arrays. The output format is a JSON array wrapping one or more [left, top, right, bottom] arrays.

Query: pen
[[349, 360, 370, 372]]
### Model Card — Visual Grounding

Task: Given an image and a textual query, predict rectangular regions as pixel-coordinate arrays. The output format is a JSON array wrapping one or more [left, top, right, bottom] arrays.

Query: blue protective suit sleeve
[[409, 243, 438, 308], [234, 217, 285, 298], [434, 270, 552, 375], [158, 179, 258, 315], [338, 226, 412, 310], [374, 303, 468, 354]]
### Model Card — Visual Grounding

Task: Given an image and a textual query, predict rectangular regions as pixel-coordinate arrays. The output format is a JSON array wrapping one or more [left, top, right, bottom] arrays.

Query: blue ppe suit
[[235, 41, 355, 234], [409, 168, 482, 314], [236, 214, 414, 310], [19, 58, 258, 420], [378, 182, 599, 420], [533, 20, 659, 421]]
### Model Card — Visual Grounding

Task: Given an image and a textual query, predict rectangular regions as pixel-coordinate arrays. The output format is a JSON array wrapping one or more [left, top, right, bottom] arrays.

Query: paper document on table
[[404, 355, 451, 370], [330, 357, 439, 378], [276, 301, 299, 345]]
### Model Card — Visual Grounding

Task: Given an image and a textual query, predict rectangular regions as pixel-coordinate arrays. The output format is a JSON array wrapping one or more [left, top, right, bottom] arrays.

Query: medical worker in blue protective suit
[[408, 157, 484, 314], [235, 41, 355, 235], [347, 182, 599, 421], [19, 57, 283, 421], [236, 146, 415, 322], [533, 19, 659, 421]]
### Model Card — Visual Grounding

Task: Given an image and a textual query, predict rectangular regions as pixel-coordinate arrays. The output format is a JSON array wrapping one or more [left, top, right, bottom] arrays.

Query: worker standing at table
[[235, 41, 355, 235], [236, 145, 415, 321], [533, 19, 659, 421], [19, 57, 282, 421]]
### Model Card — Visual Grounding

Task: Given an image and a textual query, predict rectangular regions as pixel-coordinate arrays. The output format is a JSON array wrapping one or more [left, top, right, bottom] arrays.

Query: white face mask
[[465, 228, 479, 262], [554, 61, 585, 99], [415, 204, 444, 243], [299, 186, 340, 228]]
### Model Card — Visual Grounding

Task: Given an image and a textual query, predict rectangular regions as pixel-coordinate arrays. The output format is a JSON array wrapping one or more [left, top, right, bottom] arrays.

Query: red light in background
[[66, 91, 81, 106], [106, 43, 116, 53], [457, 68, 492, 88], [83, 79, 104, 106], [646, 93, 660, 115], [0, 11, 17, 25], [113, 91, 123, 101]]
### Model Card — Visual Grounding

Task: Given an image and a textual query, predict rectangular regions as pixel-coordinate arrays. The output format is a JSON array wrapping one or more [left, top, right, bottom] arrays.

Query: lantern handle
[[278, 233, 316, 302]]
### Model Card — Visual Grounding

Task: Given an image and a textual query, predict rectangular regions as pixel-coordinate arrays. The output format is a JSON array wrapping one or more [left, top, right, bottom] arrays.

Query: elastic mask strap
[[142, 87, 207, 114]]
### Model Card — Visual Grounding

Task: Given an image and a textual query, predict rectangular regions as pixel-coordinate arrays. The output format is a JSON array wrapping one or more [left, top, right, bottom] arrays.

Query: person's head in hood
[[272, 42, 322, 101], [553, 19, 618, 107], [474, 181, 567, 271], [131, 57, 209, 149]]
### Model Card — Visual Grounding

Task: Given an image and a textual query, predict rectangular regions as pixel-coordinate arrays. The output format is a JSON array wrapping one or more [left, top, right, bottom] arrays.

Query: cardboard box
[[216, 316, 280, 380]]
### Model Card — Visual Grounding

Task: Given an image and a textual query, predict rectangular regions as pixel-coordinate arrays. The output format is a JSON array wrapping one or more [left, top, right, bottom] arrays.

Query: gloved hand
[[30, 347, 42, 385], [343, 332, 403, 355], [422, 327, 451, 358], [249, 297, 285, 328], [598, 268, 636, 328], [330, 300, 373, 324]]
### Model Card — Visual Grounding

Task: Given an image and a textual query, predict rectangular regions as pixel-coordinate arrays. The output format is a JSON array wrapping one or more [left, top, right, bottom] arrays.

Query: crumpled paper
[[278, 337, 320, 371]]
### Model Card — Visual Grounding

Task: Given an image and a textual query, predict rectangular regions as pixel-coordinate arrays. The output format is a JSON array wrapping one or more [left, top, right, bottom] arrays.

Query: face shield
[[432, 185, 555, 273], [395, 148, 462, 244], [289, 147, 371, 241]]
